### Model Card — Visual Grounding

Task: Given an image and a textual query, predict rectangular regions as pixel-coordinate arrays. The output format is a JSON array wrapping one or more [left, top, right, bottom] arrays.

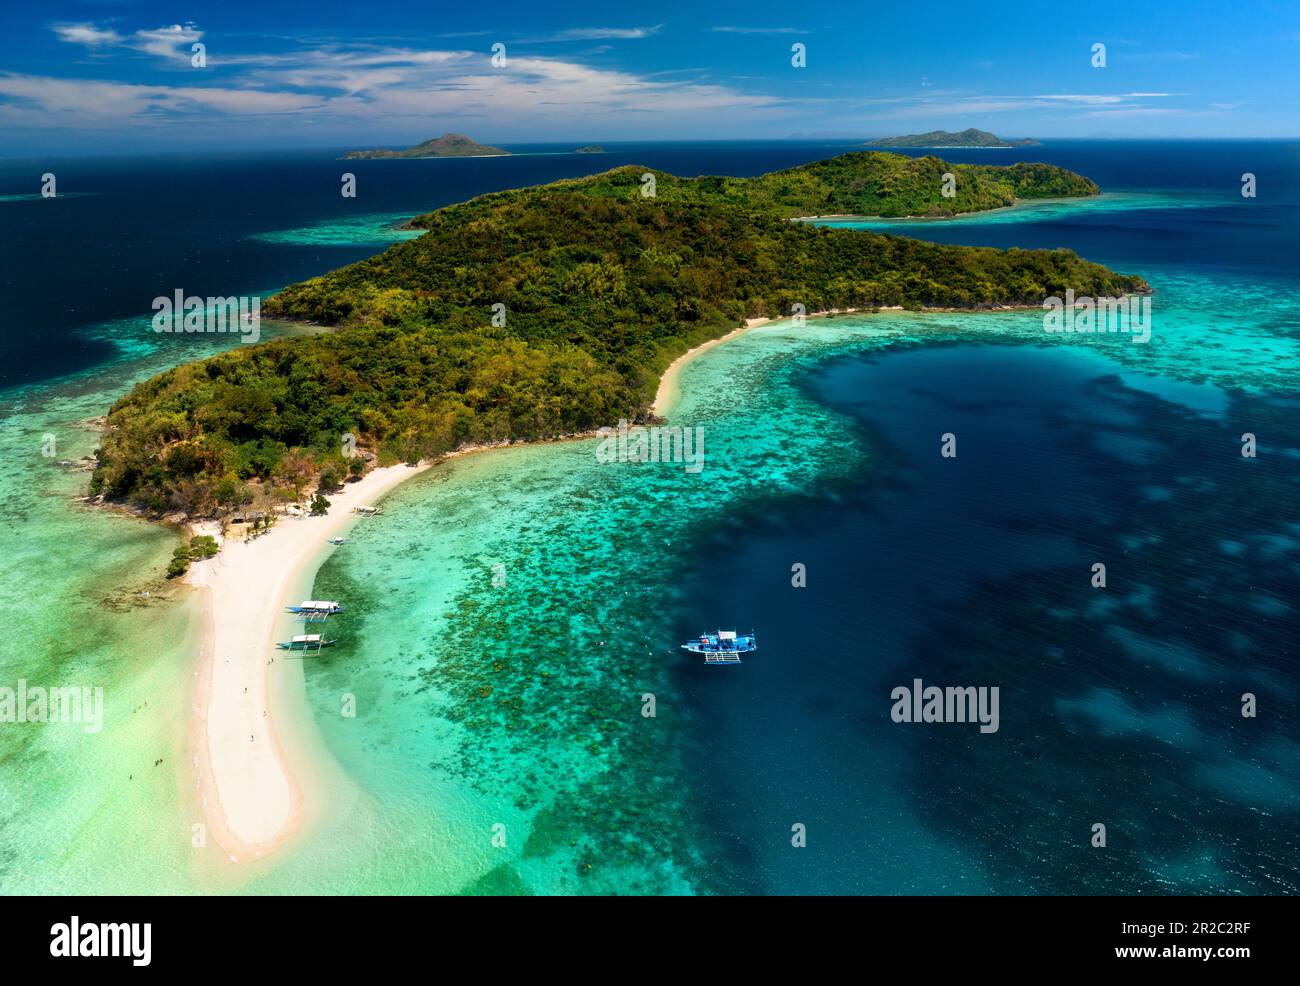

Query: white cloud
[[52, 23, 123, 46], [4, 34, 791, 137], [53, 20, 203, 64], [132, 24, 204, 62], [547, 26, 663, 40], [0, 73, 317, 125], [712, 27, 806, 35]]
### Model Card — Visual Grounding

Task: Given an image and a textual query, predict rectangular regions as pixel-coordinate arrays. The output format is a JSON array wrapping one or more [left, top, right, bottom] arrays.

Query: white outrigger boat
[[682, 630, 757, 665], [276, 633, 337, 651], [327, 537, 348, 545], [352, 505, 382, 516], [286, 599, 345, 621]]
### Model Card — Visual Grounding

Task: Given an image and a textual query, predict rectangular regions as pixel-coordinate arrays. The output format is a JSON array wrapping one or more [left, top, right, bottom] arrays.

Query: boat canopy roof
[[718, 630, 737, 640], [299, 600, 340, 609], [292, 635, 324, 643]]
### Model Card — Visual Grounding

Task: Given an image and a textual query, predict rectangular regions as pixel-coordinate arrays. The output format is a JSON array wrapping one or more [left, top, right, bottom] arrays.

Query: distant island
[[866, 128, 1041, 149], [574, 145, 606, 154], [341, 133, 510, 160], [93, 150, 1142, 513]]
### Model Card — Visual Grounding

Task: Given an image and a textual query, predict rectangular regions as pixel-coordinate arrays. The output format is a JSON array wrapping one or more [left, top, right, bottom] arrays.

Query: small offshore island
[[341, 132, 510, 159], [866, 128, 1041, 149]]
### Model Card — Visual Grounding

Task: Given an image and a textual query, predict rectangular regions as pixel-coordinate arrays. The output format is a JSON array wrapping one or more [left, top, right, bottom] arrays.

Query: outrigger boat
[[327, 537, 348, 545], [682, 630, 757, 665], [352, 505, 382, 517], [285, 600, 345, 621], [276, 634, 337, 651]]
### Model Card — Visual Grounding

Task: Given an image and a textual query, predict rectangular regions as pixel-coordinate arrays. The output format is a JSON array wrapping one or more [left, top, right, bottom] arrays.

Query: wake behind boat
[[682, 630, 757, 664]]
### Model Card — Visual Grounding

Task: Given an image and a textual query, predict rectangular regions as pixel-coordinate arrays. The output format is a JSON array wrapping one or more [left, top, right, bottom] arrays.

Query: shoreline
[[650, 284, 1152, 417], [181, 436, 595, 863], [186, 461, 432, 861], [793, 193, 1103, 223], [653, 308, 886, 417]]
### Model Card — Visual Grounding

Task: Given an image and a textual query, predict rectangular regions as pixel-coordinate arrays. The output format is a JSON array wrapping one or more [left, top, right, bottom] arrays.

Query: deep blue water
[[677, 343, 1299, 894]]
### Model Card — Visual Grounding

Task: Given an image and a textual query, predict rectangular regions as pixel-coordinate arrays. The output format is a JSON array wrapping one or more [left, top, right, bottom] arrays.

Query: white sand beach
[[652, 318, 772, 417], [186, 462, 430, 860], [653, 309, 877, 417]]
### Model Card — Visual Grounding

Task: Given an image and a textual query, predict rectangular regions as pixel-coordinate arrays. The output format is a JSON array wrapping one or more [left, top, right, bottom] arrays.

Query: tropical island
[[866, 128, 1042, 149], [341, 132, 510, 159], [92, 150, 1139, 515], [574, 145, 606, 154]]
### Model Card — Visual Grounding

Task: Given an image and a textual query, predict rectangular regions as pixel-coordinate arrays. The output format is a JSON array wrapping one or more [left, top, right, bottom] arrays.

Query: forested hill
[[405, 151, 1096, 223], [94, 155, 1144, 515]]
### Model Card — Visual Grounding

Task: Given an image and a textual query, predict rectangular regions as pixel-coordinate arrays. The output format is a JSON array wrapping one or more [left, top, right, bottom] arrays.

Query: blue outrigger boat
[[682, 630, 757, 665]]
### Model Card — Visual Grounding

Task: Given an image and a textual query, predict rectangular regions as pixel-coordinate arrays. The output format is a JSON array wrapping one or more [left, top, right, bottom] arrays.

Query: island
[[341, 132, 510, 160], [93, 149, 1140, 514], [574, 145, 606, 154], [865, 128, 1041, 149]]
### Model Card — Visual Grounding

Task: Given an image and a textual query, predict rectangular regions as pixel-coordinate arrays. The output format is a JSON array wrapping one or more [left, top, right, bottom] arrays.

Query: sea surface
[[0, 140, 1296, 894]]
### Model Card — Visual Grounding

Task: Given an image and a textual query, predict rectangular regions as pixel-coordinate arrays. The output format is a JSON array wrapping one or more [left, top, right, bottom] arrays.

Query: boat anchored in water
[[276, 633, 337, 651], [285, 599, 345, 620], [682, 630, 757, 664]]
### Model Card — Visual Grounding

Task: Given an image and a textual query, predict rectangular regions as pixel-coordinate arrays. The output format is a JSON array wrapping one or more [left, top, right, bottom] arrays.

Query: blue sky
[[2, 0, 1298, 155]]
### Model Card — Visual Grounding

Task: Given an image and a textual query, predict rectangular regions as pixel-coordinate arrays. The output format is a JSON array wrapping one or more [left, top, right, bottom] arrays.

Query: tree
[[277, 451, 315, 504], [166, 543, 191, 579], [189, 535, 219, 559]]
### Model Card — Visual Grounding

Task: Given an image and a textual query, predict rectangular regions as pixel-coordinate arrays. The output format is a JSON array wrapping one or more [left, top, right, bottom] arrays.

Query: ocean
[[1, 140, 1296, 894]]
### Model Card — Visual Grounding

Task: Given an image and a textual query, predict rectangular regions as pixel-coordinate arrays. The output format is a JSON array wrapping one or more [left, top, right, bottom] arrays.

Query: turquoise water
[[809, 190, 1222, 228], [249, 213, 425, 246]]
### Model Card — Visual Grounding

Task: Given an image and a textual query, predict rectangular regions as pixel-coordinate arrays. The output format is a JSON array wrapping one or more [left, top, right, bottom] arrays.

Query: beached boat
[[682, 630, 757, 664], [352, 505, 382, 516], [276, 634, 337, 651]]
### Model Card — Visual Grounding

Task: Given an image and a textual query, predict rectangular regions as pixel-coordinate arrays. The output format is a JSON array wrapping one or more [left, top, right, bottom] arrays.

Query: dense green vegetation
[[404, 152, 1097, 222], [94, 153, 1146, 515], [165, 534, 219, 578], [866, 128, 1041, 148]]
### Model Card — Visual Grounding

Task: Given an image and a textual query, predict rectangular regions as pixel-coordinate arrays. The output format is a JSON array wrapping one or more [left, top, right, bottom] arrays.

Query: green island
[[341, 132, 511, 159], [92, 151, 1144, 515], [866, 128, 1041, 149]]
